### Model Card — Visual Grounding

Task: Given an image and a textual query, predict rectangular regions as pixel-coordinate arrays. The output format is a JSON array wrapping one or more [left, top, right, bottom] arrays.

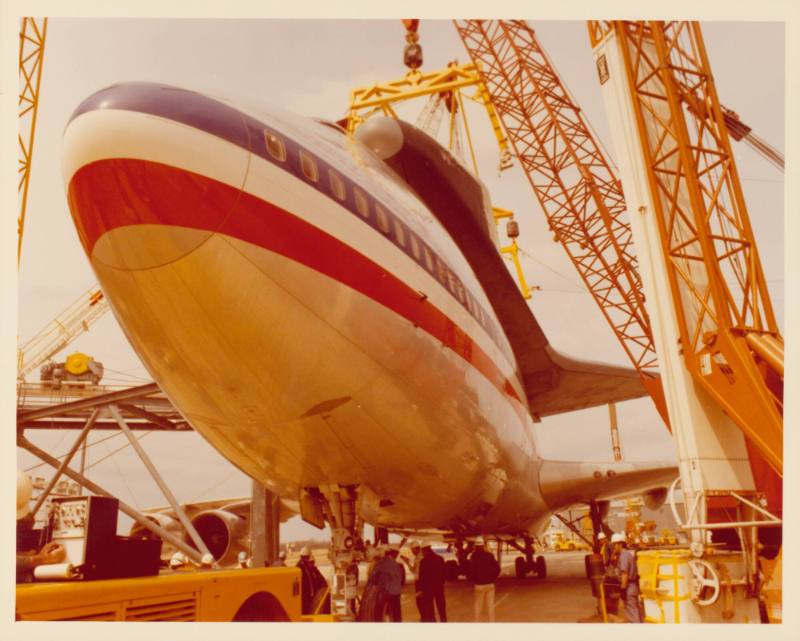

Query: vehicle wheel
[[232, 592, 290, 621], [357, 584, 390, 621], [445, 559, 460, 581], [535, 555, 547, 579], [515, 556, 527, 579]]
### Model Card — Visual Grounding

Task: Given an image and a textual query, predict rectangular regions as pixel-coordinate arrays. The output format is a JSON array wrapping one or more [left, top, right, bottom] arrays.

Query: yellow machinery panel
[[16, 566, 302, 622]]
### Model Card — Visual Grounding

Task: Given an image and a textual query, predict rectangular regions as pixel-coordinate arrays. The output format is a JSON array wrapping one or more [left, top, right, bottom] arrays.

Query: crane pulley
[[402, 18, 423, 70]]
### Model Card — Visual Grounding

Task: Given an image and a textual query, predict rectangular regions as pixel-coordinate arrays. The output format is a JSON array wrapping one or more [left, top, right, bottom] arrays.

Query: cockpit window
[[264, 131, 286, 161], [300, 150, 319, 182]]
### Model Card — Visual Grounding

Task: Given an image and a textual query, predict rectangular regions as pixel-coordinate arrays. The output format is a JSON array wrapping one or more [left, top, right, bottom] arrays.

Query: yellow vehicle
[[550, 531, 589, 552], [16, 566, 303, 622], [658, 529, 678, 546]]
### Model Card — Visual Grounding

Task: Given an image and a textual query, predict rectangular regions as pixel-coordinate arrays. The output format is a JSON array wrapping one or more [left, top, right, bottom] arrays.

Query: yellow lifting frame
[[493, 207, 532, 299], [346, 63, 534, 300], [345, 62, 512, 172]]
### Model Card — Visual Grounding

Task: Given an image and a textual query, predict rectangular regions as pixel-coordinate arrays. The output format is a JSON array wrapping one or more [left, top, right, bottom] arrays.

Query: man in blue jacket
[[611, 532, 642, 622], [371, 545, 406, 621]]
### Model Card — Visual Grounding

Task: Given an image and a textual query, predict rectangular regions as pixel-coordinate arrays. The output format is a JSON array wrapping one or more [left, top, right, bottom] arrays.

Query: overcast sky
[[12, 17, 786, 544]]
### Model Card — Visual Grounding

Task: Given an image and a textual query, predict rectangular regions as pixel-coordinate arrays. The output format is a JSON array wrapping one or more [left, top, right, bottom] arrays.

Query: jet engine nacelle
[[643, 487, 668, 511], [129, 512, 183, 560], [130, 512, 183, 538], [185, 509, 248, 566]]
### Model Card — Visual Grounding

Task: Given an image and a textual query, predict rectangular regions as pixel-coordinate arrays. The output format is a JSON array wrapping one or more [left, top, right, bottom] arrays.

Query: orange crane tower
[[454, 18, 781, 504], [18, 19, 112, 375], [587, 21, 783, 475], [18, 17, 48, 267], [455, 20, 782, 620], [452, 20, 669, 424], [586, 19, 783, 622]]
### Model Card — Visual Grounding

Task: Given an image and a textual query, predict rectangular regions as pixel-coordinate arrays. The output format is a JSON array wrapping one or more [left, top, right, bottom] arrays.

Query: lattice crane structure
[[18, 17, 48, 267], [454, 19, 782, 619], [453, 19, 669, 423], [588, 19, 782, 619]]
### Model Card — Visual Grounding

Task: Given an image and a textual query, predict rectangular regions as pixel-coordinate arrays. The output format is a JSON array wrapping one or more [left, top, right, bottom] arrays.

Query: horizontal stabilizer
[[538, 458, 678, 512]]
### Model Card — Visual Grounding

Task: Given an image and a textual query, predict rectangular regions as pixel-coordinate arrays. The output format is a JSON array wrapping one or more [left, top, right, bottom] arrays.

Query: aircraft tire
[[515, 556, 527, 579], [357, 584, 391, 621], [535, 555, 547, 579]]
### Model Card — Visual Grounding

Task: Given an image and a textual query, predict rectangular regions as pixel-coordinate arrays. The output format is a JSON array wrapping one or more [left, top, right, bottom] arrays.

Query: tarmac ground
[[395, 550, 623, 623]]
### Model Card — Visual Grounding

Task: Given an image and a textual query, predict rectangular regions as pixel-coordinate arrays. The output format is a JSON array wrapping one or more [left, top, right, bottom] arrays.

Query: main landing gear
[[510, 535, 546, 579]]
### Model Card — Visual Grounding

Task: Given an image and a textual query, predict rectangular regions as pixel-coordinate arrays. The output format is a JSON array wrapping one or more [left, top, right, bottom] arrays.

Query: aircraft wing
[[538, 459, 679, 512]]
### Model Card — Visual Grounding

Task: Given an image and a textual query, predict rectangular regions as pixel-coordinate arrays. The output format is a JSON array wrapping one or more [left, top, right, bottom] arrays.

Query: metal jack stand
[[18, 382, 214, 565]]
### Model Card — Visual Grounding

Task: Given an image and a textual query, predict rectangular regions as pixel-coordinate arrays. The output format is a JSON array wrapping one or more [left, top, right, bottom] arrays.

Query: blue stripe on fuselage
[[70, 82, 511, 360]]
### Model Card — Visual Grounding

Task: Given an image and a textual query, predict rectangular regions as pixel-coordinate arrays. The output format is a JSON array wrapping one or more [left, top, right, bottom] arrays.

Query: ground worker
[[597, 531, 610, 567], [467, 537, 500, 622], [401, 540, 424, 620], [418, 542, 447, 622], [16, 470, 65, 583], [610, 532, 642, 623], [370, 544, 405, 621], [271, 550, 287, 567], [365, 540, 383, 578], [297, 546, 328, 614]]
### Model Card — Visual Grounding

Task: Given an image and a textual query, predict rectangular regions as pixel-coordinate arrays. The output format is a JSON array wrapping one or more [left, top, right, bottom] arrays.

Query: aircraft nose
[[63, 82, 252, 270]]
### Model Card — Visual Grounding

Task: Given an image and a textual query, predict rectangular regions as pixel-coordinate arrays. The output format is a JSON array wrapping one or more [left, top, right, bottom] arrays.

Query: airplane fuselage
[[64, 83, 552, 536]]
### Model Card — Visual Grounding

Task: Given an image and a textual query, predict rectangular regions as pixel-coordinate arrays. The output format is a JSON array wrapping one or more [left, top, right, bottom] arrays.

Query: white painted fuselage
[[64, 83, 550, 535]]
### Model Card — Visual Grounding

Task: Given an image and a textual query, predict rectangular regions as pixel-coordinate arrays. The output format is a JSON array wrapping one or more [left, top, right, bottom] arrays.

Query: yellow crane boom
[[18, 287, 109, 381]]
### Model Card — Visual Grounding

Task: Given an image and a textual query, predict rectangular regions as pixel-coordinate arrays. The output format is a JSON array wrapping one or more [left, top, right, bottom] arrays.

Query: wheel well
[[232, 592, 290, 622]]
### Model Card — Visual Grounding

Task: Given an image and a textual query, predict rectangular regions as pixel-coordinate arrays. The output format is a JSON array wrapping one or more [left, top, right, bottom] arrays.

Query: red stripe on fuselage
[[68, 157, 527, 414]]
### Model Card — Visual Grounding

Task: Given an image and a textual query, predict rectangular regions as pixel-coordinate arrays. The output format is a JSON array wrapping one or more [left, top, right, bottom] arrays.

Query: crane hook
[[402, 19, 423, 71]]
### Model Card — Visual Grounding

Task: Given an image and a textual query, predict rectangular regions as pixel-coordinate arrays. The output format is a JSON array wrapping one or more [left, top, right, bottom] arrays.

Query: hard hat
[[300, 546, 311, 557], [597, 532, 607, 540], [611, 532, 626, 544], [169, 551, 186, 568], [17, 470, 33, 520], [474, 536, 485, 546], [279, 550, 287, 559]]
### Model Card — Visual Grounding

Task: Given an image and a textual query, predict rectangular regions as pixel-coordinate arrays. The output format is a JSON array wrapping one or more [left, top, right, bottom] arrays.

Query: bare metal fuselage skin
[[63, 83, 555, 536]]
